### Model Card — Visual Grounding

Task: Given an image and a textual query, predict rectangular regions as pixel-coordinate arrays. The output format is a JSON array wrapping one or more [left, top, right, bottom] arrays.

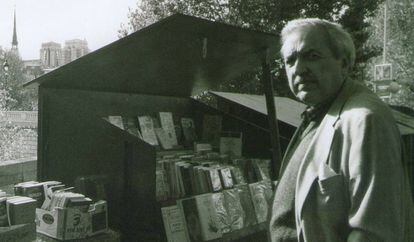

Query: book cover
[[122, 117, 143, 138], [159, 112, 178, 146], [252, 159, 272, 181], [229, 166, 246, 185], [223, 189, 244, 231], [195, 194, 222, 241], [181, 118, 196, 146], [234, 184, 257, 227], [234, 159, 258, 183], [206, 168, 222, 192], [194, 143, 212, 154], [21, 183, 45, 208], [195, 167, 210, 194], [6, 196, 37, 225], [202, 115, 222, 147], [178, 197, 203, 242], [156, 170, 169, 201], [219, 167, 234, 189], [179, 164, 194, 196], [0, 197, 8, 226], [161, 205, 189, 242], [108, 116, 124, 130], [138, 115, 159, 146], [155, 128, 174, 150], [210, 192, 230, 233], [248, 180, 272, 223], [219, 132, 242, 158]]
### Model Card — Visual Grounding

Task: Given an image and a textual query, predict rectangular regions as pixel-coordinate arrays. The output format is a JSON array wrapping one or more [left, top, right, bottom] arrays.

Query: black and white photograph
[[0, 0, 413, 241]]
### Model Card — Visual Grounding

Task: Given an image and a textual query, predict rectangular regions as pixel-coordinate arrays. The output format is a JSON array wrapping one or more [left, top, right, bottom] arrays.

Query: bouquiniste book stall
[[25, 14, 282, 241]]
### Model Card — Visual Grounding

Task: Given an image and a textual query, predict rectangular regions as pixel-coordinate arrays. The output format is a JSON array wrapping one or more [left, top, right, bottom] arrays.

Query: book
[[138, 115, 159, 146], [193, 166, 210, 195], [49, 192, 85, 211], [20, 182, 45, 208], [179, 194, 222, 241], [219, 167, 234, 189], [202, 115, 222, 147], [194, 143, 212, 154], [159, 112, 178, 146], [66, 197, 93, 212], [108, 116, 124, 129], [196, 194, 222, 241], [14, 181, 38, 196], [234, 184, 257, 227], [248, 180, 272, 223], [220, 132, 242, 158], [205, 168, 222, 192], [223, 189, 244, 231], [210, 192, 230, 233], [6, 196, 37, 225], [156, 170, 169, 201], [178, 197, 203, 242], [42, 184, 66, 210], [161, 205, 189, 242], [155, 128, 174, 150], [252, 159, 272, 181], [0, 197, 8, 226], [181, 118, 196, 146], [0, 190, 6, 198], [122, 117, 143, 138], [229, 166, 246, 185], [233, 159, 258, 183]]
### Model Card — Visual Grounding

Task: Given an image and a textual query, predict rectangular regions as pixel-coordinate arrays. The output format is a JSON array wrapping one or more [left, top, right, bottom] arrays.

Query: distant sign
[[375, 63, 392, 81]]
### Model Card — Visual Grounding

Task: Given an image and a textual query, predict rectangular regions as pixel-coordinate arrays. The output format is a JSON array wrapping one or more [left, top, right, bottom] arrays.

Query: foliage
[[366, 0, 414, 109], [120, 0, 384, 96], [0, 48, 37, 111], [0, 48, 38, 161]]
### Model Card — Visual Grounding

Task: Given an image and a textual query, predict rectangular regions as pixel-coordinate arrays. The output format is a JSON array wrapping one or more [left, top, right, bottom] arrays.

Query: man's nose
[[293, 58, 308, 75]]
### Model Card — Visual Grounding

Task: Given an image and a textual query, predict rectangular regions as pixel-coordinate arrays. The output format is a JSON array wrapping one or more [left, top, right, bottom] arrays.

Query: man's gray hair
[[281, 18, 356, 68]]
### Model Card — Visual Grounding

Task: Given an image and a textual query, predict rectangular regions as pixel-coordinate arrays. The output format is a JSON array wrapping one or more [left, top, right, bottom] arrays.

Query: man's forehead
[[281, 26, 328, 57]]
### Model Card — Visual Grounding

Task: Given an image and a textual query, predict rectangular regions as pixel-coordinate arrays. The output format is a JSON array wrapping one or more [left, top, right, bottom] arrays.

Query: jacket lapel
[[295, 79, 358, 226]]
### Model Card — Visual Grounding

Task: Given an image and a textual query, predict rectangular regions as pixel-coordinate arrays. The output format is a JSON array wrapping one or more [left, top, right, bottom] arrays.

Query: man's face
[[281, 26, 347, 106]]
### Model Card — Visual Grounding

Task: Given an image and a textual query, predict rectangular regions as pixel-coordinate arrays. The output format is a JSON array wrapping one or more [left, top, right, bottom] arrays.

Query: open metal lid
[[25, 13, 279, 97]]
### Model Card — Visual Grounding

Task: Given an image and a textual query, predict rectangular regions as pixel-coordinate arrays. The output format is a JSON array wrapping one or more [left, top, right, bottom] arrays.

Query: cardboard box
[[0, 223, 36, 242], [36, 200, 108, 240]]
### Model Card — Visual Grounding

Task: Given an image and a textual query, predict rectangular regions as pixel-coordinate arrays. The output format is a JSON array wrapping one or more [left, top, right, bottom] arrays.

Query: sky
[[0, 0, 138, 60]]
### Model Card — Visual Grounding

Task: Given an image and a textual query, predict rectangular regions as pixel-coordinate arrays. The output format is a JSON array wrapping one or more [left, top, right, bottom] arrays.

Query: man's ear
[[341, 57, 350, 76]]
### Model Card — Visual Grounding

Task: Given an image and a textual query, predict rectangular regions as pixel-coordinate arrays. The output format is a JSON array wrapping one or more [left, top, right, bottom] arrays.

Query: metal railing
[[0, 111, 37, 127]]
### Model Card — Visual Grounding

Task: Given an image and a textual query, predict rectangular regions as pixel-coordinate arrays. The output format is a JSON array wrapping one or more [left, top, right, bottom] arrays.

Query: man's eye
[[285, 57, 295, 66], [307, 52, 322, 60]]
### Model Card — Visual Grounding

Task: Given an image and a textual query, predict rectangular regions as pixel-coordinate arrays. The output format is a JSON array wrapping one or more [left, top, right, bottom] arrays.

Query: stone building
[[40, 42, 62, 69], [62, 39, 89, 64]]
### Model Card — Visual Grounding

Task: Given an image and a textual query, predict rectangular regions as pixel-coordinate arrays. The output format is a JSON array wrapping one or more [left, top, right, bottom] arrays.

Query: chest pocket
[[318, 161, 342, 195], [316, 162, 348, 232]]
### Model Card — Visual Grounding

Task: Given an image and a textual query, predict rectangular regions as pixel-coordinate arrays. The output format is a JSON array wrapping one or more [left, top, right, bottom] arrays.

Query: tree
[[0, 48, 37, 161], [120, 0, 384, 96], [365, 0, 414, 109], [0, 48, 37, 111]]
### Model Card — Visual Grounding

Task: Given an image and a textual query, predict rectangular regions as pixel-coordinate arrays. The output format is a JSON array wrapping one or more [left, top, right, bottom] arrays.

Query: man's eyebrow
[[298, 48, 321, 55]]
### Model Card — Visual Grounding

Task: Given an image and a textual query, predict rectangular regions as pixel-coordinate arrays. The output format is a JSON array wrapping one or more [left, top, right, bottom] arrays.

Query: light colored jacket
[[273, 79, 414, 242]]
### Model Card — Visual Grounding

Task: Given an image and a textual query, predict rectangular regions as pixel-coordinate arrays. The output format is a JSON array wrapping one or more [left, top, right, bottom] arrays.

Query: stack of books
[[157, 150, 273, 242], [5, 196, 37, 225], [30, 180, 108, 240], [106, 112, 202, 150], [156, 151, 272, 201]]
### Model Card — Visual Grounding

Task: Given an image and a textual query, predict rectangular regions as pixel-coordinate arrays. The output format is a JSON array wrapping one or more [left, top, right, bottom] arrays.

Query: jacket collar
[[295, 78, 358, 226]]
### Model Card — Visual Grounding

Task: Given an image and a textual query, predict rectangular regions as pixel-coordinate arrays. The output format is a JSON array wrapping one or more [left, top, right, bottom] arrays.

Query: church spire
[[11, 7, 18, 51]]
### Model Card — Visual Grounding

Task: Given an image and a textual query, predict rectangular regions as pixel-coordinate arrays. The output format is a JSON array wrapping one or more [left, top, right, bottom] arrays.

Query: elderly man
[[268, 18, 414, 241]]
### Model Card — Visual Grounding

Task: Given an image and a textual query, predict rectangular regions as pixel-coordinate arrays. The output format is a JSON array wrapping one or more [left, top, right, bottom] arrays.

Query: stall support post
[[261, 51, 282, 180]]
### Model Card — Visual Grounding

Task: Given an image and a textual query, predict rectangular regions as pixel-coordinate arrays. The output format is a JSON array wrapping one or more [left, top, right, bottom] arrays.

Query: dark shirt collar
[[301, 79, 347, 123]]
